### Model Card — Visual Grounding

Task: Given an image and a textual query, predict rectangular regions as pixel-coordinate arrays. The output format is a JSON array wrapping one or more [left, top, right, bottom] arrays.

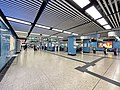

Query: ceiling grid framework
[[96, 0, 120, 28], [1, 0, 117, 38], [0, 0, 42, 22]]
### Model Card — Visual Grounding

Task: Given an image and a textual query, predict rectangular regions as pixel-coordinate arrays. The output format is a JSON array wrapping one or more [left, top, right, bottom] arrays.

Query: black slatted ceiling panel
[[9, 21, 31, 32], [32, 27, 57, 35], [0, 0, 106, 37], [96, 0, 120, 28], [68, 22, 104, 35], [55, 33, 71, 38], [37, 0, 91, 30], [0, 0, 42, 22]]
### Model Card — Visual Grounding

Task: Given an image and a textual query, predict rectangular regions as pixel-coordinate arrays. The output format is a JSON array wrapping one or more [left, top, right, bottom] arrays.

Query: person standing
[[104, 47, 107, 55], [93, 47, 96, 54], [80, 47, 82, 54], [24, 44, 27, 50], [34, 45, 37, 51], [113, 48, 117, 56]]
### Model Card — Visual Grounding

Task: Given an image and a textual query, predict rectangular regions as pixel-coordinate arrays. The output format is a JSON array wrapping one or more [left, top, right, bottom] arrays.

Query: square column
[[83, 39, 90, 53], [68, 36, 76, 56]]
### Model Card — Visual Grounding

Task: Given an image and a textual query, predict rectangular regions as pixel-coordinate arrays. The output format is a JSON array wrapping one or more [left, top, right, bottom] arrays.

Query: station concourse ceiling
[[0, 0, 120, 39]]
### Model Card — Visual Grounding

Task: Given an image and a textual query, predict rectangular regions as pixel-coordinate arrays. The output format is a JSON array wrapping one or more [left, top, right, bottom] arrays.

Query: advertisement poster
[[10, 35, 15, 51], [98, 42, 112, 48], [98, 42, 103, 48], [104, 42, 112, 48], [1, 30, 10, 56]]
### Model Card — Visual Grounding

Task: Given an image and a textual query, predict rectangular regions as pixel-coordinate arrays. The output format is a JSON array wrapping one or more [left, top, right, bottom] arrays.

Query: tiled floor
[[0, 49, 120, 90]]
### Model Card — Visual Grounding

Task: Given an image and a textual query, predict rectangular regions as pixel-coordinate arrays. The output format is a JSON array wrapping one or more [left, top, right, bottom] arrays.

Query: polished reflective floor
[[0, 49, 120, 90]]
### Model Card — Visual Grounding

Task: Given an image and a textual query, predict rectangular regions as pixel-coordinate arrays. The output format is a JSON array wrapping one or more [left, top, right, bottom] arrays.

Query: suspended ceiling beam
[[102, 0, 117, 27], [65, 0, 105, 30], [51, 21, 92, 36], [108, 0, 119, 27], [114, 0, 120, 24], [82, 0, 97, 11], [96, 0, 115, 28], [26, 0, 50, 41], [0, 9, 18, 39]]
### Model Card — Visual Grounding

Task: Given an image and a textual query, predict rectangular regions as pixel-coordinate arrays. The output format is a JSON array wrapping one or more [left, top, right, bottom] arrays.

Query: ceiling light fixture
[[52, 28, 63, 32], [97, 18, 108, 25], [6, 17, 31, 25], [0, 29, 8, 32], [51, 36, 57, 38], [35, 24, 50, 29], [63, 31, 72, 34], [86, 6, 102, 19], [42, 34, 50, 37], [15, 31, 27, 34], [31, 33, 40, 35], [58, 36, 63, 39], [73, 0, 90, 8], [103, 25, 111, 29], [72, 33, 79, 36]]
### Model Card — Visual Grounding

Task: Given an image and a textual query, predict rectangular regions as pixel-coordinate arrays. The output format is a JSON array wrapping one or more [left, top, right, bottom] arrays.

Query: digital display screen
[[98, 42, 104, 48], [98, 42, 113, 48], [104, 42, 112, 48]]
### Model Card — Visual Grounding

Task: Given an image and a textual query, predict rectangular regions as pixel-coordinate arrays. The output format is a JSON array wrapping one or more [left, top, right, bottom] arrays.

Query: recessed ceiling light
[[97, 18, 108, 25], [103, 25, 111, 29], [73, 0, 90, 8], [86, 6, 102, 19]]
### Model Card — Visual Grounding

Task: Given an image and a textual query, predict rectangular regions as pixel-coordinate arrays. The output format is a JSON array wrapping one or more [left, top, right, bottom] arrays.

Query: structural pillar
[[83, 39, 90, 53], [68, 36, 76, 56]]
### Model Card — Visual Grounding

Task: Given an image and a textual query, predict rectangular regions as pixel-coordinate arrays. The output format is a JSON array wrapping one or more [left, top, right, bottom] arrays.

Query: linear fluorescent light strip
[[2, 34, 10, 36], [52, 28, 63, 32], [51, 36, 57, 37], [97, 18, 108, 25], [35, 24, 50, 29], [0, 16, 9, 29], [103, 25, 111, 29], [86, 6, 102, 19], [31, 33, 40, 35], [72, 33, 78, 36], [73, 0, 90, 8], [63, 31, 71, 34], [15, 31, 27, 34], [58, 36, 63, 39], [6, 17, 31, 25], [42, 34, 50, 37], [0, 28, 8, 31]]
